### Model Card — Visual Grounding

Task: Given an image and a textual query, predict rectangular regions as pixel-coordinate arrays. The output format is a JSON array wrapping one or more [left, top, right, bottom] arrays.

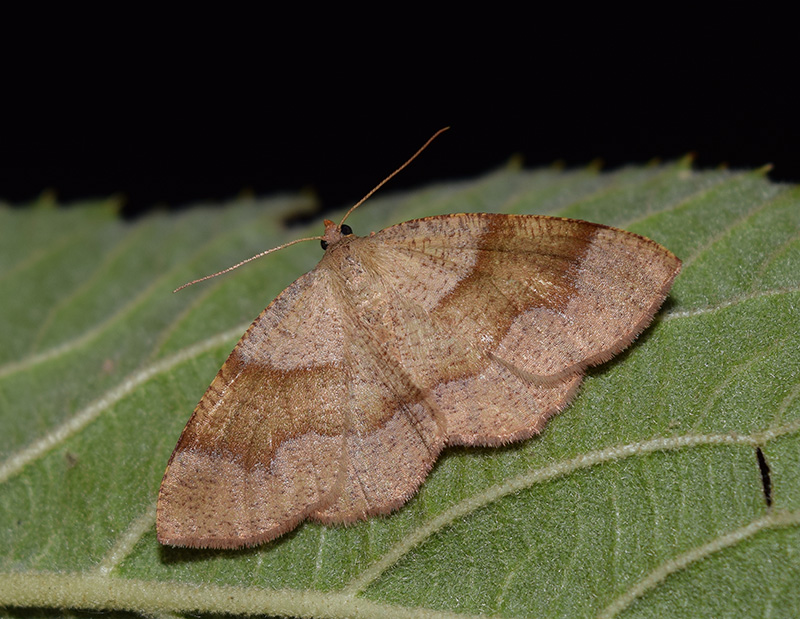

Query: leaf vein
[[343, 422, 800, 595]]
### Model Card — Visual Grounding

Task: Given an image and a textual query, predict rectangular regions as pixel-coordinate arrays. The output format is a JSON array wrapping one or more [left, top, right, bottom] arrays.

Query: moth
[[157, 130, 681, 548]]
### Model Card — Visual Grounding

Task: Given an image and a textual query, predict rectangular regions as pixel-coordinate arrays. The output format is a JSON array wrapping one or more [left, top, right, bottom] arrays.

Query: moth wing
[[370, 213, 680, 445], [308, 258, 448, 523], [157, 268, 350, 548]]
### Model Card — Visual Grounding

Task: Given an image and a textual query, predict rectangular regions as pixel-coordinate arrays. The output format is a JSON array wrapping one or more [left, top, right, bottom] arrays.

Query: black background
[[3, 16, 797, 222]]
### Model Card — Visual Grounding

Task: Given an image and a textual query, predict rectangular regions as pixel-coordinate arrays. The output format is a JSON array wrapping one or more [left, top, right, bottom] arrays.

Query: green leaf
[[1, 160, 799, 618]]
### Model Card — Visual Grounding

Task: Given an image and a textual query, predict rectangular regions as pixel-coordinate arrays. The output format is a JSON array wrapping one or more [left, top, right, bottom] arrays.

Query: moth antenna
[[339, 126, 450, 227], [173, 235, 324, 292], [175, 126, 449, 293]]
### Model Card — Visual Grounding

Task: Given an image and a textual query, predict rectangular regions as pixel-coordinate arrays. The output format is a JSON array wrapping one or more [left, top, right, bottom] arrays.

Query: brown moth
[[157, 131, 681, 548]]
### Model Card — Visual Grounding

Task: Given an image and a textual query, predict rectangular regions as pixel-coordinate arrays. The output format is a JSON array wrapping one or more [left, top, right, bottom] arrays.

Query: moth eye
[[320, 240, 329, 250]]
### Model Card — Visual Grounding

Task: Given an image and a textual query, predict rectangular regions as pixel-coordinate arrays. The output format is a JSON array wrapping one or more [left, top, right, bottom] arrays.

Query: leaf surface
[[1, 160, 798, 617]]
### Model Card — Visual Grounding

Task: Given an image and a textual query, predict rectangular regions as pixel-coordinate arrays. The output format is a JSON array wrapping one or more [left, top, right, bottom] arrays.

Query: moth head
[[320, 221, 354, 250]]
